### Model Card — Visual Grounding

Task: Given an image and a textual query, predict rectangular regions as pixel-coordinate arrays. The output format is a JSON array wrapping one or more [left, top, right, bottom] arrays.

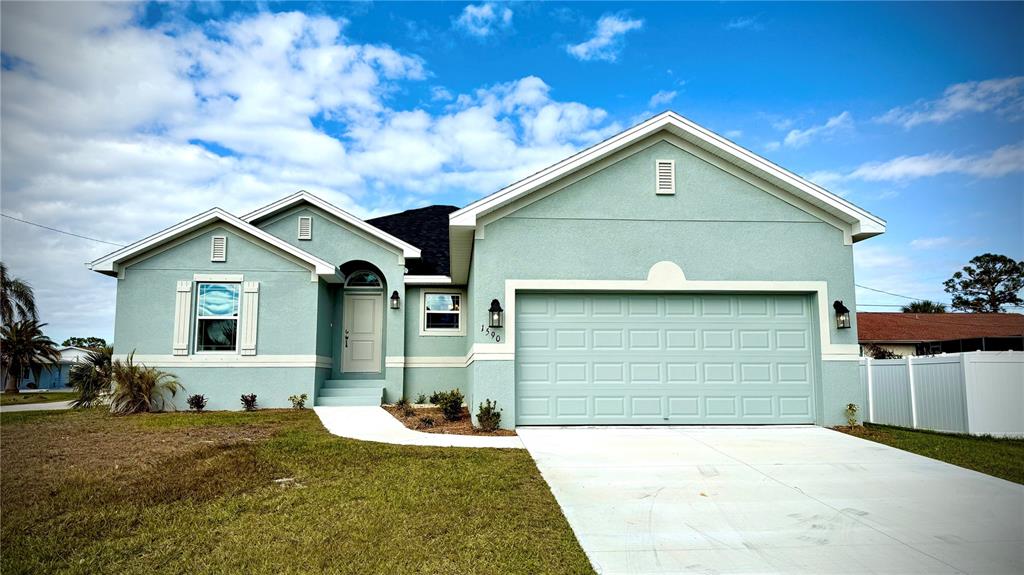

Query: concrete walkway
[[519, 425, 1024, 575], [0, 400, 74, 413], [313, 406, 523, 449]]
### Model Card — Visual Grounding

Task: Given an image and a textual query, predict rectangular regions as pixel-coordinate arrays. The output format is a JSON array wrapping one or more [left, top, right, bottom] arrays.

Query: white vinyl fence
[[860, 351, 1023, 437]]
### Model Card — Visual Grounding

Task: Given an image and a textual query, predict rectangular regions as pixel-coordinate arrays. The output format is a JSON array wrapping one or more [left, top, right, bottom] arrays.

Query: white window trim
[[655, 159, 675, 195], [297, 216, 313, 240], [420, 288, 466, 336], [194, 281, 242, 354]]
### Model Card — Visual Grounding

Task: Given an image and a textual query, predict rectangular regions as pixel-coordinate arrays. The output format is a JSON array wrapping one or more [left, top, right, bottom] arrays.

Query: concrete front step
[[321, 379, 384, 389], [318, 387, 384, 398], [315, 395, 382, 407]]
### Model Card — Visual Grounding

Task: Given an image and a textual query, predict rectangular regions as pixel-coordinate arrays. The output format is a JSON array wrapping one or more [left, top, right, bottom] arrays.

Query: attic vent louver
[[211, 236, 227, 262], [656, 160, 675, 195], [298, 216, 312, 240]]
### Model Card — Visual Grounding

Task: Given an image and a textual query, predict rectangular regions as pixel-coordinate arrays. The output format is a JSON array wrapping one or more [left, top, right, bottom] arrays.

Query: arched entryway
[[340, 263, 385, 374]]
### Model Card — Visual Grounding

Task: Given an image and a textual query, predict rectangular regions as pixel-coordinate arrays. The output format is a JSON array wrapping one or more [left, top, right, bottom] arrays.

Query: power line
[[1, 213, 125, 247], [855, 283, 931, 302]]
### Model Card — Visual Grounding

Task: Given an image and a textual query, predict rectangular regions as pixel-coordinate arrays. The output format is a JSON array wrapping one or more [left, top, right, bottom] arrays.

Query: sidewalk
[[313, 406, 523, 449]]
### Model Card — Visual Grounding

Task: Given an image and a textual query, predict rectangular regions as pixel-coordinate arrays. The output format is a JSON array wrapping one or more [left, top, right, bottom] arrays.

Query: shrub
[[187, 394, 207, 412], [476, 399, 502, 432], [416, 393, 427, 404], [240, 394, 258, 411], [108, 352, 182, 415], [865, 344, 902, 360], [395, 397, 415, 417], [845, 403, 859, 427], [289, 393, 308, 410], [69, 346, 112, 408], [428, 391, 442, 405], [433, 389, 465, 421], [417, 416, 435, 429]]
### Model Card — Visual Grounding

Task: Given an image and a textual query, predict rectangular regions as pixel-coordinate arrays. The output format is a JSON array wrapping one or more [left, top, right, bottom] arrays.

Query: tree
[[0, 262, 38, 326], [1, 319, 60, 394], [69, 346, 113, 408], [943, 253, 1024, 313], [864, 344, 902, 360], [62, 336, 107, 349], [901, 300, 947, 313]]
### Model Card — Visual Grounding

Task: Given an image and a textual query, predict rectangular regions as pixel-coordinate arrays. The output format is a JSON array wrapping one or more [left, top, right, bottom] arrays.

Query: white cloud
[[782, 111, 853, 148], [724, 16, 763, 31], [909, 237, 952, 249], [1, 5, 618, 343], [454, 3, 513, 37], [877, 76, 1024, 128], [724, 129, 743, 139], [431, 86, 454, 101], [764, 141, 780, 151], [648, 90, 676, 109], [848, 142, 1024, 182], [566, 14, 643, 62]]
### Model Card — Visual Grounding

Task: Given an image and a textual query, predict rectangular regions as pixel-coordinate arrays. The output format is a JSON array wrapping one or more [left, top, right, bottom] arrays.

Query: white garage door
[[515, 293, 817, 425]]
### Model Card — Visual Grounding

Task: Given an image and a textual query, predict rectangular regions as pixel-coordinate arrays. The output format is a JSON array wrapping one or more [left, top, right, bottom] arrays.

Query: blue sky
[[1, 1, 1022, 343]]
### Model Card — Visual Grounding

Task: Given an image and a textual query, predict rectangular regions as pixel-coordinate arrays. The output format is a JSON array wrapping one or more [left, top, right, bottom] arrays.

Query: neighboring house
[[859, 312, 1024, 357], [89, 111, 886, 428], [19, 346, 93, 389]]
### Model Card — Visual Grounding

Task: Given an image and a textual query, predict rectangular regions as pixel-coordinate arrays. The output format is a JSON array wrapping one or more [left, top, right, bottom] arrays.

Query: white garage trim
[[469, 261, 859, 361]]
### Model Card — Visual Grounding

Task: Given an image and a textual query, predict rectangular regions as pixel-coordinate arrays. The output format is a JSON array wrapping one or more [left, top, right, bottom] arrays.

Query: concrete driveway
[[518, 426, 1023, 575]]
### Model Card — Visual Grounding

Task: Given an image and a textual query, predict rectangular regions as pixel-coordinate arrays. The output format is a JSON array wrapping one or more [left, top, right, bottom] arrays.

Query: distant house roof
[[368, 205, 458, 276], [858, 312, 1024, 343]]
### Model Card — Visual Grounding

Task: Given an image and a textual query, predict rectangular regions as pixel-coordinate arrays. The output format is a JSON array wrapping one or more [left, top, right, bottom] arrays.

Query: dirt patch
[[384, 405, 517, 436]]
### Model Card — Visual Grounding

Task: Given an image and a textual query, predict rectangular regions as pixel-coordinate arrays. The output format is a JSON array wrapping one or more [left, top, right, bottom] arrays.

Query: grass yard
[[0, 409, 593, 575], [0, 391, 77, 406], [838, 423, 1024, 484]]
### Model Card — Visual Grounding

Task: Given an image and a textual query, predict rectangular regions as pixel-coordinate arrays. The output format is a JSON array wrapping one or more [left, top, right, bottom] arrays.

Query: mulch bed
[[383, 405, 517, 436]]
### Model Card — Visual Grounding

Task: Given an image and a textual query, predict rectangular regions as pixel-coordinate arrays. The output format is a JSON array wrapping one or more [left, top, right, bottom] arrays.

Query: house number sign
[[480, 325, 502, 343]]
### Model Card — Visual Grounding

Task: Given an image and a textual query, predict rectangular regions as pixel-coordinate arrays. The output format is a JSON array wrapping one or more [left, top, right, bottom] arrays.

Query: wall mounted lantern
[[833, 300, 851, 329], [390, 290, 401, 310], [488, 299, 504, 328]]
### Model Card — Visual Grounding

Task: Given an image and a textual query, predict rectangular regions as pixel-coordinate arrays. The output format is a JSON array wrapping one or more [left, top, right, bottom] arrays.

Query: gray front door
[[515, 293, 817, 425], [342, 292, 383, 373]]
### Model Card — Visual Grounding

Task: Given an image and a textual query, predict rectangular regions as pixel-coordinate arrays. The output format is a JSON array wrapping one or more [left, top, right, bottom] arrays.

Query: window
[[297, 216, 312, 240], [345, 270, 382, 288], [424, 292, 461, 332], [195, 283, 240, 352]]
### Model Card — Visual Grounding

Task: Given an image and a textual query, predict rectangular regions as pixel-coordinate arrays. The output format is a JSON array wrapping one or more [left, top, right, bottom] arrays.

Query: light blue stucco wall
[[20, 364, 71, 389], [113, 225, 324, 409], [467, 137, 861, 427], [256, 205, 407, 401]]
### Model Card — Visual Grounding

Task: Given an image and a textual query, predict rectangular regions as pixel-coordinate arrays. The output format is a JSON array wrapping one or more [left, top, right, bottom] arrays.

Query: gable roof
[[88, 208, 340, 280], [241, 191, 422, 258], [858, 312, 1024, 343], [450, 111, 886, 238], [368, 205, 458, 276]]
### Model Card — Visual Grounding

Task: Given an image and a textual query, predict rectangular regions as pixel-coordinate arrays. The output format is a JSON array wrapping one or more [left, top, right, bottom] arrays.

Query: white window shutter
[[211, 236, 227, 262], [172, 281, 193, 356], [656, 160, 675, 195], [240, 281, 260, 356], [297, 216, 312, 240]]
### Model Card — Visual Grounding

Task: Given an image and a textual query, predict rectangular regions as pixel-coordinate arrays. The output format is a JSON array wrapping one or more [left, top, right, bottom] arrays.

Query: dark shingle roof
[[368, 205, 458, 276], [858, 312, 1024, 343]]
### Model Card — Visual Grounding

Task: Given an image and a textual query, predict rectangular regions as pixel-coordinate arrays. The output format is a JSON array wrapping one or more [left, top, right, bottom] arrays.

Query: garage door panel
[[516, 293, 816, 425]]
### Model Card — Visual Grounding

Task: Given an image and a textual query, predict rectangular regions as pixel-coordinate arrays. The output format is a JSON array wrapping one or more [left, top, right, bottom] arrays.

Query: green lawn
[[839, 423, 1024, 484], [0, 391, 77, 406], [0, 409, 593, 575]]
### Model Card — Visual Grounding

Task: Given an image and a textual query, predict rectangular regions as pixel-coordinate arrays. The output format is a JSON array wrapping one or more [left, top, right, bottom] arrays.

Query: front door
[[342, 292, 383, 373]]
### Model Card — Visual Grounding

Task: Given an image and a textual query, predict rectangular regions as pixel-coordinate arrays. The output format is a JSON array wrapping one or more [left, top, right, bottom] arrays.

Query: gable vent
[[211, 236, 227, 262], [297, 216, 313, 240], [656, 159, 675, 195]]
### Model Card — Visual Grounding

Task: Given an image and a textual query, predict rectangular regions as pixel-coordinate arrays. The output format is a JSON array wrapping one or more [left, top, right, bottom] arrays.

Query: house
[[19, 346, 93, 389], [88, 111, 886, 428], [858, 312, 1024, 357]]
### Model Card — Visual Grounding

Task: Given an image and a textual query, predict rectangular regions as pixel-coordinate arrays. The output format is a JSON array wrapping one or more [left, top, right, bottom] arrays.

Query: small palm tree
[[69, 346, 113, 408], [108, 352, 183, 415], [901, 300, 947, 313], [0, 262, 38, 325], [1, 319, 60, 394]]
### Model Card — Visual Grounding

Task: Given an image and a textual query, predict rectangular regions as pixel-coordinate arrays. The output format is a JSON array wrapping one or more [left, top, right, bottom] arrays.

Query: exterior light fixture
[[390, 290, 401, 310], [488, 299, 504, 328], [833, 300, 851, 329]]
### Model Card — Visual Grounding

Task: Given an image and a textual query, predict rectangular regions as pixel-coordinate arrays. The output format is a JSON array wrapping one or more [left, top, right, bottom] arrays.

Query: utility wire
[[1, 213, 125, 247], [855, 283, 929, 302]]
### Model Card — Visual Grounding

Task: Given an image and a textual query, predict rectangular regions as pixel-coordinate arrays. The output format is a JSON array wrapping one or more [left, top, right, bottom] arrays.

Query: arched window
[[345, 270, 382, 288]]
